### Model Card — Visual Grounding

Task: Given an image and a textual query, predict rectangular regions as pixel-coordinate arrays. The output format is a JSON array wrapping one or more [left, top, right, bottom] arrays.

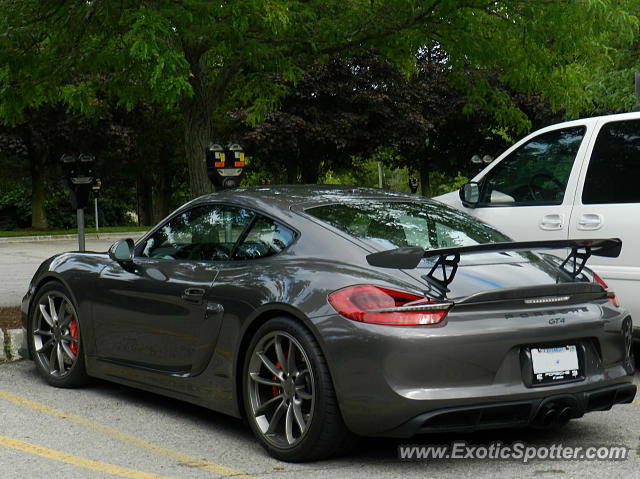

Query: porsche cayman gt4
[[22, 186, 636, 461]]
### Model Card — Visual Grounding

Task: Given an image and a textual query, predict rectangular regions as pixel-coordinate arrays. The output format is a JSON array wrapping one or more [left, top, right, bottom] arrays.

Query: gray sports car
[[21, 185, 636, 462]]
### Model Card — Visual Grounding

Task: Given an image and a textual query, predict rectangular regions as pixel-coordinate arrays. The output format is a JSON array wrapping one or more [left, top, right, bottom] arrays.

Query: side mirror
[[108, 239, 135, 263], [459, 182, 480, 207]]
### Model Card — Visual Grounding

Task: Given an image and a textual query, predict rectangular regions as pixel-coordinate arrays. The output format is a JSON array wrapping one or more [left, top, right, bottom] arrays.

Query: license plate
[[531, 345, 580, 384]]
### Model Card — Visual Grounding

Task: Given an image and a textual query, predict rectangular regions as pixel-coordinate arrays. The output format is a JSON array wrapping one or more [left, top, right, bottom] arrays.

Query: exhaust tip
[[557, 406, 573, 427], [533, 407, 558, 429], [541, 408, 558, 428]]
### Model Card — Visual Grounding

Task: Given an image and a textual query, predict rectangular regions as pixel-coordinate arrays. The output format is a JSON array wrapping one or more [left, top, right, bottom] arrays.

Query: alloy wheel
[[246, 331, 315, 449], [32, 291, 80, 378]]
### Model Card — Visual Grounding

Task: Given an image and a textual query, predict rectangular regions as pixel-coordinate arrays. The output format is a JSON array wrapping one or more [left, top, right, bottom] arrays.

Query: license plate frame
[[530, 345, 582, 385]]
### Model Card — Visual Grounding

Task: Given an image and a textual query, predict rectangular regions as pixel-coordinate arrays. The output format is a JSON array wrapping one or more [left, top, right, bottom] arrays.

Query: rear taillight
[[593, 272, 619, 308], [328, 285, 453, 326]]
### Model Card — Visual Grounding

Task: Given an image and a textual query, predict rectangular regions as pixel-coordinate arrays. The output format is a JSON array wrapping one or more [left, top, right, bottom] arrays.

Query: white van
[[434, 112, 640, 341]]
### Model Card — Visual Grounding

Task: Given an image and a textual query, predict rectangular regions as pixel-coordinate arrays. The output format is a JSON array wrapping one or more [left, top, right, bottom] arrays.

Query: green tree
[[0, 0, 636, 202], [231, 48, 561, 194]]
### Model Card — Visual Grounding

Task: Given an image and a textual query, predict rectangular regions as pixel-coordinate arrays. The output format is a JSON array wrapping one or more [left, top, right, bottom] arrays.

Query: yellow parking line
[[0, 389, 258, 479], [0, 435, 175, 479], [633, 399, 640, 405]]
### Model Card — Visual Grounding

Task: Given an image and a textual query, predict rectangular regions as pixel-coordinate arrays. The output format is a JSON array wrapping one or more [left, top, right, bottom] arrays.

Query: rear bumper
[[385, 382, 637, 437], [314, 304, 635, 437]]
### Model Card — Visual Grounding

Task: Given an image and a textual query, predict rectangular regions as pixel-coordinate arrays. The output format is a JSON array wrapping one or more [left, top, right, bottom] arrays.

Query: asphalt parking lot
[[1, 235, 639, 478], [0, 360, 638, 478], [0, 234, 143, 307]]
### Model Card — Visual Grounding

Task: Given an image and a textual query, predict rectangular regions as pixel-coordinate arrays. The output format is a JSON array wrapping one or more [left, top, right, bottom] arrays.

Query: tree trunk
[[300, 154, 320, 184], [287, 152, 299, 183], [181, 44, 242, 198], [152, 169, 172, 223], [25, 126, 49, 229], [419, 143, 430, 197], [136, 172, 153, 226], [182, 47, 215, 199]]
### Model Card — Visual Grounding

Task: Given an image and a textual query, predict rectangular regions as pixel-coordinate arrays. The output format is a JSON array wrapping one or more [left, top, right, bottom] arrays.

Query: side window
[[233, 216, 295, 260], [582, 119, 640, 204], [141, 205, 254, 260], [479, 126, 586, 206]]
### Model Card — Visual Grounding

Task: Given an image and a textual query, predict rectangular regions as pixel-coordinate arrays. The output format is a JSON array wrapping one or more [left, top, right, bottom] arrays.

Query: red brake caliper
[[272, 351, 289, 397], [272, 364, 280, 397], [69, 320, 78, 355]]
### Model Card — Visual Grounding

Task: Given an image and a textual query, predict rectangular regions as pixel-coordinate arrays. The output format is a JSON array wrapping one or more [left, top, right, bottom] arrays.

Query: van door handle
[[539, 214, 564, 231], [182, 288, 205, 303], [577, 214, 603, 230]]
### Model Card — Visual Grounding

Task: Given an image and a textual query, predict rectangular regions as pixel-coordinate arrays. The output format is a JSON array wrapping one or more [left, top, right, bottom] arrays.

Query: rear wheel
[[243, 317, 352, 461], [29, 282, 87, 388]]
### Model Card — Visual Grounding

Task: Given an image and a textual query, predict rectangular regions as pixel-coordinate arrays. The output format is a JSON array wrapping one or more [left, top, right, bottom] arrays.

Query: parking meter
[[61, 154, 95, 251], [470, 154, 494, 176], [61, 154, 95, 209], [205, 142, 246, 189], [408, 177, 419, 194]]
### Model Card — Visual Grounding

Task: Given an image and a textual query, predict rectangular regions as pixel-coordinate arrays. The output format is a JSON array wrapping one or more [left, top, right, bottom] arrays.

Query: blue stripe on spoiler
[[366, 238, 622, 296]]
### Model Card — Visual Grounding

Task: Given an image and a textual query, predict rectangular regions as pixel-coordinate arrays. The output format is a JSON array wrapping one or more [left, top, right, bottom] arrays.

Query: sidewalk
[[0, 231, 147, 244]]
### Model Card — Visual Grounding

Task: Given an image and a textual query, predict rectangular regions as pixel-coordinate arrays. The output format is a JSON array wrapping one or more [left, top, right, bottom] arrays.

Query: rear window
[[306, 201, 510, 250], [582, 119, 640, 204]]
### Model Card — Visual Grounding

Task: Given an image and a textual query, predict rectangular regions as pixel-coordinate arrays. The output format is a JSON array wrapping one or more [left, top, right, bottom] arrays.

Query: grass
[[0, 226, 149, 238]]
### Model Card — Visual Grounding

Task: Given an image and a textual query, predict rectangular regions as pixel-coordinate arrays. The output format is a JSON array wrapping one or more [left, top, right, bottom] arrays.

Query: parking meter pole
[[77, 208, 85, 251], [94, 198, 99, 233], [61, 154, 95, 250]]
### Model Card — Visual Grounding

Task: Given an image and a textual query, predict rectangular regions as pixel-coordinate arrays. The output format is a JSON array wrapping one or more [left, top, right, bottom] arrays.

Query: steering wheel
[[527, 173, 564, 201], [187, 243, 209, 260]]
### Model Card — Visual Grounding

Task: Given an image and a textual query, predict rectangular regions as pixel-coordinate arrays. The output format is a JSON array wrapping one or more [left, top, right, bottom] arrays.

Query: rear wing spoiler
[[366, 238, 622, 293]]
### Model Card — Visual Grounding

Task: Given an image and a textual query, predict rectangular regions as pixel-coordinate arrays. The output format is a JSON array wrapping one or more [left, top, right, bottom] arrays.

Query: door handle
[[539, 214, 564, 231], [182, 288, 205, 302], [577, 214, 603, 231]]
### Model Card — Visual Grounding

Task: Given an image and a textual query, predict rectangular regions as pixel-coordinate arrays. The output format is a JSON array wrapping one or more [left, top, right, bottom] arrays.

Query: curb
[[0, 231, 147, 244], [1, 328, 23, 362]]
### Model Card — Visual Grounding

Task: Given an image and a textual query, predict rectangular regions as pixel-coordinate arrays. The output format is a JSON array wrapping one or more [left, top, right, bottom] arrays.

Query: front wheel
[[29, 282, 88, 388], [243, 317, 352, 461]]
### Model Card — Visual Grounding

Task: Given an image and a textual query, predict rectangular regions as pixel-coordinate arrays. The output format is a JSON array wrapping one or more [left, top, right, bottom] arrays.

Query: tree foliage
[[1, 0, 636, 201], [231, 48, 564, 194]]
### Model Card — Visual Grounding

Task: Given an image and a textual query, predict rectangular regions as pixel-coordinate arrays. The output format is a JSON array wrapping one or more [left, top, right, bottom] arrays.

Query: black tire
[[29, 282, 88, 388], [243, 316, 353, 462]]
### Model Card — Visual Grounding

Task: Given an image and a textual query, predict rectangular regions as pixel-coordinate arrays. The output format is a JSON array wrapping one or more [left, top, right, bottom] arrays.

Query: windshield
[[306, 200, 510, 250]]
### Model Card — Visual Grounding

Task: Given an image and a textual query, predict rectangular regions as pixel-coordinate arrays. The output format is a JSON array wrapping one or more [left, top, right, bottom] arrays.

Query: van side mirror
[[459, 182, 480, 207], [108, 239, 135, 263]]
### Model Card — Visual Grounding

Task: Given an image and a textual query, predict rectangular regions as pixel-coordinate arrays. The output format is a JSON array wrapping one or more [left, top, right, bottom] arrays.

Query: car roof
[[191, 185, 431, 215]]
